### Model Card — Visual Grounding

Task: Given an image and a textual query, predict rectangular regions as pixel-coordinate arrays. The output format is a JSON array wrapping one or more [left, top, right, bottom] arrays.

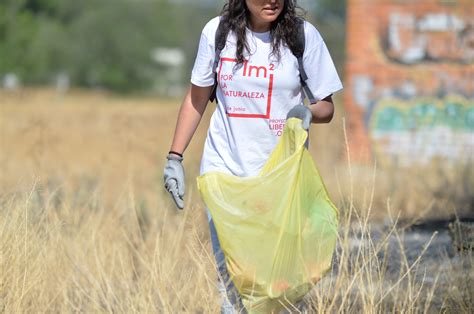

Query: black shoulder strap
[[290, 19, 317, 104], [209, 17, 229, 103]]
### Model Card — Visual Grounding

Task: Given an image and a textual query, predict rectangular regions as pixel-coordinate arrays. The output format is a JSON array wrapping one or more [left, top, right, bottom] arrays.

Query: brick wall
[[345, 0, 473, 165]]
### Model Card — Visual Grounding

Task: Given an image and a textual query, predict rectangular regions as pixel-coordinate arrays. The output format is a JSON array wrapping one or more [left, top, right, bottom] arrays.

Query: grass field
[[1, 88, 472, 312]]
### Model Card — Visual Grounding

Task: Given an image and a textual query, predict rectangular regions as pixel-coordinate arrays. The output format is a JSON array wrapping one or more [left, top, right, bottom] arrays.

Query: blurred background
[[0, 0, 345, 94], [0, 1, 473, 312], [0, 0, 350, 212], [1, 0, 471, 218]]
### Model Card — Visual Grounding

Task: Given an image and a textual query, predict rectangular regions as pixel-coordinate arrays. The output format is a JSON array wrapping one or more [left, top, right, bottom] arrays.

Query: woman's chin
[[258, 15, 279, 25], [263, 12, 281, 20]]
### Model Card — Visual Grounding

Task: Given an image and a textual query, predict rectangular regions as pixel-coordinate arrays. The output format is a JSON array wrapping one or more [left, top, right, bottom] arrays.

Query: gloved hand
[[286, 104, 312, 130], [163, 154, 185, 209]]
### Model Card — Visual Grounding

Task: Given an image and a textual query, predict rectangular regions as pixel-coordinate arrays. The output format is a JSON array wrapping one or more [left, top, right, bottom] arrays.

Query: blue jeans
[[208, 215, 246, 314]]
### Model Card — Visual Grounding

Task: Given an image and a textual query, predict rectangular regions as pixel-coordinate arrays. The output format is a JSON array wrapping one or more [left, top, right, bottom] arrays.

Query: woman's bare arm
[[169, 84, 214, 155]]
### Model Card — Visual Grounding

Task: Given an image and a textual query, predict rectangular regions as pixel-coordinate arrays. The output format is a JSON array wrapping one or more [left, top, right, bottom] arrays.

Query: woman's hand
[[287, 95, 335, 130], [164, 153, 185, 209], [286, 104, 312, 130]]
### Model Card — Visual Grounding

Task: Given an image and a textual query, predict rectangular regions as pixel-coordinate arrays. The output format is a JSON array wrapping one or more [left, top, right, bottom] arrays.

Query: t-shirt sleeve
[[190, 17, 220, 87], [303, 22, 343, 102]]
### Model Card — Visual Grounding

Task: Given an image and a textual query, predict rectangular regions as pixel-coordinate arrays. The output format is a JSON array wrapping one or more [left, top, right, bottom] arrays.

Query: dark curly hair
[[220, 0, 305, 64]]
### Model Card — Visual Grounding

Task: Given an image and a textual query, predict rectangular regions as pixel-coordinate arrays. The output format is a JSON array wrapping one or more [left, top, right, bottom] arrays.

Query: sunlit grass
[[0, 88, 472, 312]]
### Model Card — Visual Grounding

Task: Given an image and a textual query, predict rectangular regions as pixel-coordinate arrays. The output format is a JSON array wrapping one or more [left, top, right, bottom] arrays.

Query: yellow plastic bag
[[197, 118, 339, 313]]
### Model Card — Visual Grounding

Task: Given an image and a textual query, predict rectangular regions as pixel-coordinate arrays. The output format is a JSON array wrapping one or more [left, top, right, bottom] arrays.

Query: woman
[[164, 0, 342, 312]]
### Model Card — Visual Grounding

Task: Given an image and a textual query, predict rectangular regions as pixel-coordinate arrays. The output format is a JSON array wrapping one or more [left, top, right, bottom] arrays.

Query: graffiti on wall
[[352, 72, 474, 165], [383, 12, 474, 64], [346, 3, 474, 165], [370, 95, 474, 165], [346, 0, 474, 165]]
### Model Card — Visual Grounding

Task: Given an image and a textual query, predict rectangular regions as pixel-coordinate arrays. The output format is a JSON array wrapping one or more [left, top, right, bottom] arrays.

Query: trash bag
[[197, 118, 339, 313]]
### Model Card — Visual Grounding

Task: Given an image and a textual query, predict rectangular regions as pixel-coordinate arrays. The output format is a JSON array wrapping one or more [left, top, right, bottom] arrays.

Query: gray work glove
[[163, 154, 185, 209], [286, 104, 312, 130]]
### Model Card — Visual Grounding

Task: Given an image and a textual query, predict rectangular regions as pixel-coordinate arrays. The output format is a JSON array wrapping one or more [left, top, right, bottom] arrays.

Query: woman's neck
[[248, 18, 271, 33]]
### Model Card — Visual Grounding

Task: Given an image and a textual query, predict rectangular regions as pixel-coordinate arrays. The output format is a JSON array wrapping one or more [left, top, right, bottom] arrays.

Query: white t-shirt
[[191, 17, 343, 177]]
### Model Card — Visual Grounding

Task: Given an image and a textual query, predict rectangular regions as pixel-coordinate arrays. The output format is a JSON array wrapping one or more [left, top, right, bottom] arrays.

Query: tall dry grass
[[0, 89, 472, 312]]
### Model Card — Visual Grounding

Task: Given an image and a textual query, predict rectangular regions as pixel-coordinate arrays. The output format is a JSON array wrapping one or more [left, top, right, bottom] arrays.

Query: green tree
[[0, 0, 347, 92]]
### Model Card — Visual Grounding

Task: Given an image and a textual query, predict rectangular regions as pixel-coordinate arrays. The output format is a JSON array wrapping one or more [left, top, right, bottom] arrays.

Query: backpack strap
[[209, 18, 229, 103], [291, 19, 317, 104]]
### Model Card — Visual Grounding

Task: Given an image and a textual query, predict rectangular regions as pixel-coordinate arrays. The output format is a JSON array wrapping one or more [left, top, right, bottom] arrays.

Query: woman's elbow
[[317, 112, 333, 124], [312, 100, 335, 123], [322, 109, 334, 123]]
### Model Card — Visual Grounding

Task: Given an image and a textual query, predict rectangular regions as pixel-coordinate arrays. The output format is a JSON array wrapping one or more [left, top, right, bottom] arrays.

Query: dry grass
[[0, 88, 472, 312]]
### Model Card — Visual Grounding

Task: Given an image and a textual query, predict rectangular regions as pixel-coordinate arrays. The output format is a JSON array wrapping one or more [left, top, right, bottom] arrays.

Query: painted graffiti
[[370, 96, 474, 165], [384, 12, 474, 64], [346, 0, 473, 165]]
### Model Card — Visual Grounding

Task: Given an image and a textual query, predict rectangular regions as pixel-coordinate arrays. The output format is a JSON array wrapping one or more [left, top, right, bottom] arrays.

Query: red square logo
[[218, 58, 274, 119]]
